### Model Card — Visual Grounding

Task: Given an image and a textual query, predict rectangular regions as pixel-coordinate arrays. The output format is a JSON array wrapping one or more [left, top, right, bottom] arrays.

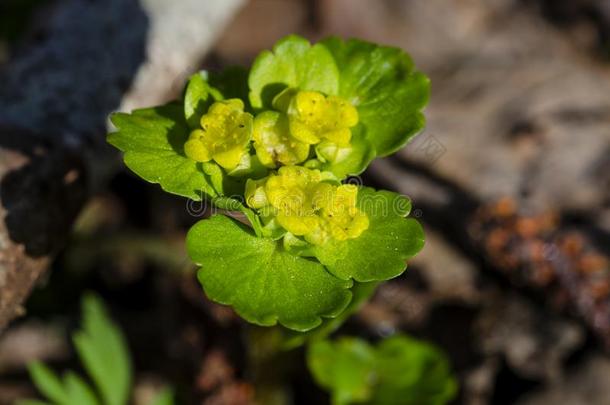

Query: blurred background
[[0, 0, 609, 404]]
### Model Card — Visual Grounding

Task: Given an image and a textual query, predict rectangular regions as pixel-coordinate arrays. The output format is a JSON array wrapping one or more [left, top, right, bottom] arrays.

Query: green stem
[[244, 282, 380, 404], [246, 325, 299, 405]]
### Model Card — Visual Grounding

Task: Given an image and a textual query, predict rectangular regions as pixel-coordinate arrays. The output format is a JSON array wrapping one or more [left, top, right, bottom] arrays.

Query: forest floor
[[1, 0, 610, 404]]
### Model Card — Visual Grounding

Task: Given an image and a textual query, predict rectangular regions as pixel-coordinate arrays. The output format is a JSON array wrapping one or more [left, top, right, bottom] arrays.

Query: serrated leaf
[[312, 187, 424, 282], [187, 214, 353, 331], [307, 335, 457, 405], [27, 362, 68, 404], [108, 103, 218, 201], [184, 71, 221, 128], [73, 293, 132, 405], [249, 35, 339, 109], [321, 37, 430, 156]]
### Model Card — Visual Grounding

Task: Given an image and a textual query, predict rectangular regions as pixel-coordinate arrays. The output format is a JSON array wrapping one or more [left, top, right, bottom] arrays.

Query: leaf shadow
[[260, 83, 288, 110]]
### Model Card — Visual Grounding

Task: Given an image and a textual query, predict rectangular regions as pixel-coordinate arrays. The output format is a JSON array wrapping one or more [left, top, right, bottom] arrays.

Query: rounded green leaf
[[373, 336, 458, 405], [321, 37, 430, 157], [249, 35, 339, 109], [312, 187, 424, 282], [282, 281, 378, 349], [108, 103, 217, 201], [187, 215, 353, 331], [308, 338, 377, 405], [308, 335, 457, 405]]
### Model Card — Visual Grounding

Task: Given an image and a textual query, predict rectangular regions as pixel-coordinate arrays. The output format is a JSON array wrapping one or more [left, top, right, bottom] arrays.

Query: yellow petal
[[335, 185, 359, 210], [310, 182, 335, 211], [304, 225, 330, 246], [214, 147, 247, 170], [253, 111, 310, 168], [277, 212, 318, 236], [227, 152, 252, 176], [191, 99, 252, 168], [316, 140, 353, 164], [245, 178, 269, 209], [329, 95, 359, 127], [322, 128, 351, 145], [347, 211, 370, 238], [289, 119, 321, 144], [184, 130, 212, 162], [252, 166, 368, 245], [286, 90, 358, 147]]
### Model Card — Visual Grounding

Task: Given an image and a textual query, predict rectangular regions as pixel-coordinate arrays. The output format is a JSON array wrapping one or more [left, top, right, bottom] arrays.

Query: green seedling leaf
[[22, 294, 177, 405], [312, 187, 424, 282], [27, 362, 68, 404], [321, 37, 430, 156], [249, 35, 339, 109], [15, 400, 54, 405], [62, 372, 99, 405], [308, 335, 457, 405], [108, 103, 217, 201], [73, 293, 132, 405], [308, 337, 377, 405], [187, 214, 353, 331]]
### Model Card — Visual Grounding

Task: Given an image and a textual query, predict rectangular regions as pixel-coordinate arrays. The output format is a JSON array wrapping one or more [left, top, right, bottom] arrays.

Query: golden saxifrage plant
[[108, 35, 429, 332]]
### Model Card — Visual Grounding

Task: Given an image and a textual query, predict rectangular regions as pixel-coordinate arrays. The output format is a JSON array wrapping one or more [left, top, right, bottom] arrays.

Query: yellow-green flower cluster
[[184, 90, 358, 172], [253, 90, 359, 168], [184, 99, 253, 171], [245, 166, 369, 245], [183, 90, 367, 245]]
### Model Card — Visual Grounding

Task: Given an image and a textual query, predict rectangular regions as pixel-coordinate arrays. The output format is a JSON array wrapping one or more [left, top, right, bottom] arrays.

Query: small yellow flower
[[285, 91, 358, 146], [245, 166, 369, 245], [184, 99, 253, 170], [315, 184, 370, 243], [245, 177, 269, 209], [265, 166, 322, 235], [252, 111, 310, 168]]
